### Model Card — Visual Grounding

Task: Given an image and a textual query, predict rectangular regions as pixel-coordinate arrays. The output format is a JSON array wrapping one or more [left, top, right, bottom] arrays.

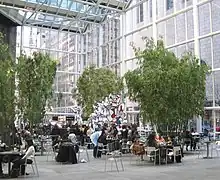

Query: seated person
[[131, 140, 145, 155], [184, 131, 192, 151], [68, 132, 79, 153], [166, 136, 173, 146], [0, 139, 7, 177], [0, 156, 4, 178], [55, 141, 77, 164], [155, 134, 165, 146], [68, 132, 77, 145], [11, 139, 35, 178], [131, 139, 145, 160]]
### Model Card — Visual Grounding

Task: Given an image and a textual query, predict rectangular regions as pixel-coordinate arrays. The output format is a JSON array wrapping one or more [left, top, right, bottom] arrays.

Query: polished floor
[[4, 151, 220, 180]]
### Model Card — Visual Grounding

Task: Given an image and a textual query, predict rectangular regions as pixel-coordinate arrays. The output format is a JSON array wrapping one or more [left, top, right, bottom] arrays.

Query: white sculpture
[[89, 94, 126, 126]]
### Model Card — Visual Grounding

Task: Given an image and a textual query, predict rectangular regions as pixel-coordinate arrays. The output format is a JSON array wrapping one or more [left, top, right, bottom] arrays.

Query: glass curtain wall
[[85, 15, 121, 76], [122, 0, 220, 130], [16, 15, 122, 114], [16, 26, 84, 113]]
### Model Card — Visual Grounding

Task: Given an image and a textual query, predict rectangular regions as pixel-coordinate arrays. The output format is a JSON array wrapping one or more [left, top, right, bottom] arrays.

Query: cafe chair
[[105, 151, 124, 172], [166, 146, 182, 164], [211, 141, 220, 157], [78, 145, 90, 163], [45, 142, 56, 161], [24, 156, 39, 177], [96, 143, 108, 158], [197, 141, 206, 158], [146, 147, 160, 165], [121, 140, 130, 154]]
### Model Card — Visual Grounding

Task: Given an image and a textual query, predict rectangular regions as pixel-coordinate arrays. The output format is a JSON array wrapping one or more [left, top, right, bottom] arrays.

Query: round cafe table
[[203, 141, 212, 159], [0, 151, 21, 177]]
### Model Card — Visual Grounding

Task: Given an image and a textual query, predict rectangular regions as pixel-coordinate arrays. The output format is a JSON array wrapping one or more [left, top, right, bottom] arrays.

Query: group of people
[[130, 132, 183, 163], [90, 123, 140, 158], [49, 122, 141, 160]]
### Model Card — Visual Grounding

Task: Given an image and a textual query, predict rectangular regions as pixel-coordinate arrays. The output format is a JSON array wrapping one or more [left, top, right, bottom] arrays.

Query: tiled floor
[[4, 151, 220, 180]]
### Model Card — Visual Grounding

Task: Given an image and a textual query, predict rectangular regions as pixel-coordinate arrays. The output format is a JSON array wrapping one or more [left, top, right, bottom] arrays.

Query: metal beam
[[0, 0, 103, 23], [22, 0, 46, 24], [22, 45, 84, 55], [72, 0, 125, 11], [125, 0, 147, 12], [56, 71, 81, 75], [25, 19, 85, 31], [25, 23, 81, 33], [0, 9, 21, 25]]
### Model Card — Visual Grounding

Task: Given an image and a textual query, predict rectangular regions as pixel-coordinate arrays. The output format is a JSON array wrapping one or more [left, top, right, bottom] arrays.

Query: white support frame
[[121, 0, 220, 128], [6, 0, 220, 119]]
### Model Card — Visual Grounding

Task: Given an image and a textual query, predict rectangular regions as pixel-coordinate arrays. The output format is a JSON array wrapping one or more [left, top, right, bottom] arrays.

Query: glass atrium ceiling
[[0, 0, 130, 33]]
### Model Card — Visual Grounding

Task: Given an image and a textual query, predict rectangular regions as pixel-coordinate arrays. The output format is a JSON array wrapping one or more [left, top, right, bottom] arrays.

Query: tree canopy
[[0, 33, 15, 131], [124, 38, 209, 131], [17, 52, 57, 125], [74, 66, 123, 117]]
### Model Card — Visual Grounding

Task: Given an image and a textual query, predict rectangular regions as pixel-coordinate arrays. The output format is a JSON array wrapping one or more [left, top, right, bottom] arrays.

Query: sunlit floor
[[4, 151, 220, 180]]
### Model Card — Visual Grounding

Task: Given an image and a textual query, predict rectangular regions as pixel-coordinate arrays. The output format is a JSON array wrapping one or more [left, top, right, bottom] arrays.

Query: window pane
[[167, 0, 173, 10]]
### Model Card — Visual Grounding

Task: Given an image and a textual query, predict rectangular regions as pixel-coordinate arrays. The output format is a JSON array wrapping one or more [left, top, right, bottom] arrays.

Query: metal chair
[[96, 143, 108, 158], [166, 146, 182, 164], [197, 141, 207, 158], [211, 141, 220, 157], [24, 156, 39, 177], [78, 145, 90, 163], [146, 147, 160, 165], [105, 151, 124, 172], [45, 140, 56, 161]]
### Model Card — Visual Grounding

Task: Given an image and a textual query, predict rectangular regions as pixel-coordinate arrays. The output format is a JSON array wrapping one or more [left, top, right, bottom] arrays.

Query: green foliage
[[0, 33, 16, 131], [74, 66, 124, 117], [17, 52, 57, 125], [124, 38, 209, 130]]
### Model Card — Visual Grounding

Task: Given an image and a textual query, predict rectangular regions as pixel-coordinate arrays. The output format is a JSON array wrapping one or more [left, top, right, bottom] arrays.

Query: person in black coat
[[96, 129, 107, 158]]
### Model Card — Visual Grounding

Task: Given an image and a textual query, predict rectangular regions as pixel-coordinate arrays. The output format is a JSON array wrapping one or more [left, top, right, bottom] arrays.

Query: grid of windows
[[122, 0, 220, 127], [137, 1, 144, 23]]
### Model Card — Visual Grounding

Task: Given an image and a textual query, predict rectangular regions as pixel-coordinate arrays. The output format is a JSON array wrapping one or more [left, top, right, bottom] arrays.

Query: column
[[213, 110, 216, 139], [85, 32, 89, 65], [120, 13, 126, 77], [120, 12, 127, 115], [80, 34, 84, 72], [152, 0, 157, 41], [15, 26, 24, 129], [98, 25, 103, 68], [193, 0, 202, 133], [193, 0, 200, 57]]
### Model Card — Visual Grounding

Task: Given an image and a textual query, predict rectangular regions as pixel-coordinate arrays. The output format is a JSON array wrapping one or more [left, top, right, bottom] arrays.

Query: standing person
[[86, 126, 94, 149], [96, 129, 107, 158], [90, 128, 102, 158]]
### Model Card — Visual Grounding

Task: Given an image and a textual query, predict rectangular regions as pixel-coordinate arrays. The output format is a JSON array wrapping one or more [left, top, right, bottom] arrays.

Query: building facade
[[120, 0, 220, 129], [12, 0, 220, 128]]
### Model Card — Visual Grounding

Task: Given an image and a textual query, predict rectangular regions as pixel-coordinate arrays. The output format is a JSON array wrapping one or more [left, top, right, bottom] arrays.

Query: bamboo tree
[[17, 52, 57, 125], [124, 38, 209, 132], [74, 66, 124, 117], [0, 33, 16, 132]]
